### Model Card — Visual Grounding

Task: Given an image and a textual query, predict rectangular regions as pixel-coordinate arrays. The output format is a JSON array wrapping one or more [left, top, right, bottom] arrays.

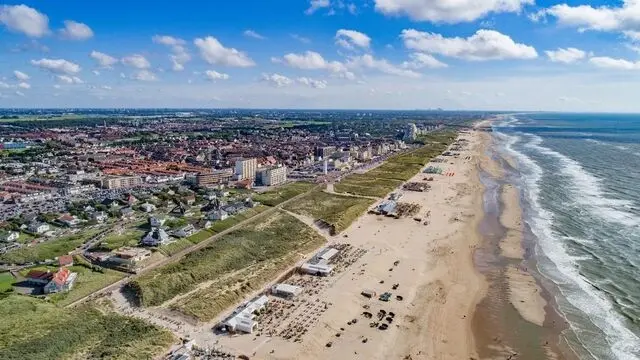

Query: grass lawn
[[0, 228, 103, 265], [49, 266, 126, 306], [209, 205, 269, 233], [99, 228, 145, 250], [252, 182, 316, 206], [186, 229, 214, 244], [284, 190, 375, 234], [158, 238, 194, 256], [128, 211, 325, 308], [0, 295, 175, 360], [15, 232, 36, 244], [0, 272, 14, 292]]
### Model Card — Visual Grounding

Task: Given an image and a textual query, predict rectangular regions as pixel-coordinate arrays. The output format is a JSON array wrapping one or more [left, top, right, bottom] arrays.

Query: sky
[[1, 0, 640, 111]]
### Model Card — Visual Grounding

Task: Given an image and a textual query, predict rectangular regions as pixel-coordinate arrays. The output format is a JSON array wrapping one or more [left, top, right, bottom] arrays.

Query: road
[[66, 185, 320, 308]]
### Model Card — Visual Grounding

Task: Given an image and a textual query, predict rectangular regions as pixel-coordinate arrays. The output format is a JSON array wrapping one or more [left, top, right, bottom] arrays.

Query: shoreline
[[472, 129, 578, 360]]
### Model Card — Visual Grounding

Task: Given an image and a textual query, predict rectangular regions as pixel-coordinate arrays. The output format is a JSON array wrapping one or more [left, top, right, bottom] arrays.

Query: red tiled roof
[[58, 255, 73, 266], [51, 267, 70, 287], [26, 270, 52, 281]]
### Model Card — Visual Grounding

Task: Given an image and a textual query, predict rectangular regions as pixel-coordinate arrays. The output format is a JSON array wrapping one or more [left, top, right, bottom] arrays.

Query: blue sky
[[2, 0, 640, 111]]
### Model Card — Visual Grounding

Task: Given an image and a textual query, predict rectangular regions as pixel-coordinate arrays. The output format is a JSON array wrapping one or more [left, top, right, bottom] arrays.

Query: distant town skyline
[[2, 1, 640, 111]]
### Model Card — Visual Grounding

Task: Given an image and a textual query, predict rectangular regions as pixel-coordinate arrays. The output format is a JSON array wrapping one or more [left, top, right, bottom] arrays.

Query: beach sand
[[207, 130, 488, 359]]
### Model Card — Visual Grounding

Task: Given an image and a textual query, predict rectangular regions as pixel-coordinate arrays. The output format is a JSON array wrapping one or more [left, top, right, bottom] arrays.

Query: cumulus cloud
[[101, 85, 112, 90], [92, 70, 100, 75], [131, 70, 158, 81], [153, 35, 191, 71], [0, 5, 49, 37], [15, 91, 25, 97], [545, 47, 587, 63], [14, 70, 30, 81], [122, 54, 151, 69], [374, 0, 534, 23], [56, 75, 84, 84], [348, 54, 422, 78], [90, 51, 118, 68], [589, 56, 640, 70], [205, 70, 230, 81], [31, 58, 81, 74], [276, 51, 354, 79], [244, 30, 266, 40], [17, 82, 30, 89], [59, 20, 93, 40], [297, 77, 328, 88], [262, 73, 294, 87], [335, 29, 371, 50], [194, 36, 255, 67], [401, 29, 538, 60], [305, 0, 331, 15], [536, 1, 640, 34], [402, 53, 448, 69]]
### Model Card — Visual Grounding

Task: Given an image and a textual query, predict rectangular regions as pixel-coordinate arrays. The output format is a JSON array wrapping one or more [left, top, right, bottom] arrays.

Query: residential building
[[196, 168, 233, 187], [257, 166, 287, 186], [315, 146, 337, 159], [44, 267, 77, 294], [110, 247, 151, 266], [208, 209, 228, 221], [58, 255, 74, 267], [28, 222, 50, 234], [149, 216, 166, 228], [25, 270, 53, 285], [92, 211, 108, 223], [140, 203, 156, 213], [235, 158, 257, 180], [141, 228, 171, 246], [174, 224, 196, 238], [57, 214, 80, 227], [403, 123, 418, 142], [100, 175, 143, 189], [0, 231, 19, 242], [120, 207, 135, 219]]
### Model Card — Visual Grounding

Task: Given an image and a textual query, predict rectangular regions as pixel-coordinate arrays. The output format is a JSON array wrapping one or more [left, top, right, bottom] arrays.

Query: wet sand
[[472, 128, 577, 360]]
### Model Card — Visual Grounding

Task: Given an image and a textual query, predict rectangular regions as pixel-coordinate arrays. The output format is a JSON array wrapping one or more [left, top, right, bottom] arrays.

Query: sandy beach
[[190, 130, 488, 359]]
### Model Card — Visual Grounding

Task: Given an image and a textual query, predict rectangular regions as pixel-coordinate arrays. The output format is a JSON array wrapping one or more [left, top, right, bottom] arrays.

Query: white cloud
[[348, 54, 422, 78], [194, 36, 255, 67], [335, 29, 371, 49], [538, 1, 640, 33], [545, 47, 587, 64], [297, 77, 328, 89], [92, 70, 100, 76], [402, 53, 448, 69], [131, 70, 158, 81], [31, 58, 81, 74], [90, 51, 118, 68], [101, 85, 112, 90], [244, 30, 266, 40], [119, 72, 126, 79], [14, 70, 30, 81], [0, 5, 49, 37], [291, 34, 311, 44], [56, 75, 84, 84], [153, 35, 191, 71], [205, 70, 230, 81], [0, 81, 10, 89], [59, 20, 93, 40], [15, 91, 25, 97], [17, 82, 30, 89], [122, 54, 151, 69], [401, 29, 538, 60], [374, 0, 533, 23], [53, 84, 61, 89], [589, 56, 640, 70], [305, 0, 331, 15], [348, 3, 358, 15], [262, 73, 294, 87]]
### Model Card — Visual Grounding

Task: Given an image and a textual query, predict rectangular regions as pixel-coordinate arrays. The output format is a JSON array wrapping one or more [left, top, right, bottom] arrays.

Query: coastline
[[197, 129, 488, 359]]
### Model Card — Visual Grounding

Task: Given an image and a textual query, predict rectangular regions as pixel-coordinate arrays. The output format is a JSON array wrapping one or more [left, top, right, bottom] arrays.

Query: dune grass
[[252, 182, 316, 206], [127, 211, 325, 307], [0, 295, 175, 360], [284, 190, 375, 234]]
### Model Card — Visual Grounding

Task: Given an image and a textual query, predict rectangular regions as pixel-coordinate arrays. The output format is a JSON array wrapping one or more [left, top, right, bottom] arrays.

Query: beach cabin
[[223, 295, 269, 334], [271, 283, 302, 299], [300, 263, 333, 276]]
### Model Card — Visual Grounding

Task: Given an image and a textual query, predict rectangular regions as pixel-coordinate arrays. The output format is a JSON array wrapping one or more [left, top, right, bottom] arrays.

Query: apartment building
[[235, 158, 257, 181], [100, 175, 143, 189]]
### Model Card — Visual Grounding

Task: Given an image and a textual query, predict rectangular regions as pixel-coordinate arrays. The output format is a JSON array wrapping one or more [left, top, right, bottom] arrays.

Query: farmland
[[283, 191, 375, 234], [127, 211, 325, 308], [0, 295, 175, 360]]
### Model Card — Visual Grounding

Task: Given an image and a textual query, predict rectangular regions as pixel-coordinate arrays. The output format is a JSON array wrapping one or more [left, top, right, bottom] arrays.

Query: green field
[[158, 238, 194, 256], [0, 295, 175, 360], [0, 229, 103, 264], [99, 228, 145, 250], [334, 131, 457, 198], [0, 272, 14, 293], [127, 211, 325, 307], [283, 191, 375, 234], [208, 205, 268, 233], [252, 182, 316, 206]]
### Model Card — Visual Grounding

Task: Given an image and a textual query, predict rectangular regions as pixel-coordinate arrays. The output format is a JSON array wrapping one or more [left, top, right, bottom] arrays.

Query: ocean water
[[491, 113, 640, 360]]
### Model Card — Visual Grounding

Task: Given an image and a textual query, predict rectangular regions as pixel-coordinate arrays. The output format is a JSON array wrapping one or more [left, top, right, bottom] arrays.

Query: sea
[[491, 113, 640, 360]]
